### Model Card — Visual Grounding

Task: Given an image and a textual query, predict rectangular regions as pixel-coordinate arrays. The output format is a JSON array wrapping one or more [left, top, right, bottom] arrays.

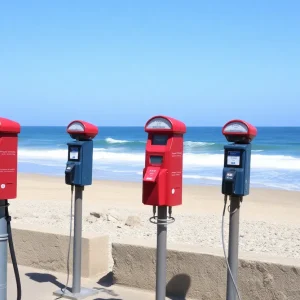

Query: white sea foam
[[184, 141, 215, 147], [104, 138, 215, 147], [94, 148, 107, 151], [251, 180, 300, 191], [18, 149, 300, 170], [105, 137, 131, 144], [184, 153, 300, 170], [112, 170, 138, 173], [183, 175, 222, 181]]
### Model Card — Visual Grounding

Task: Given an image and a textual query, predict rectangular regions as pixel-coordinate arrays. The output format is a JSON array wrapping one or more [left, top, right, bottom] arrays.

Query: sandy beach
[[8, 173, 300, 260]]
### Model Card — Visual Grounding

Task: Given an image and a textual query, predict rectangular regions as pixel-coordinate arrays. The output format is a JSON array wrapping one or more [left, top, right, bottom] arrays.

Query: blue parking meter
[[65, 121, 98, 186], [221, 119, 257, 300], [222, 144, 252, 196], [222, 120, 257, 197], [54, 120, 99, 300], [65, 141, 93, 186]]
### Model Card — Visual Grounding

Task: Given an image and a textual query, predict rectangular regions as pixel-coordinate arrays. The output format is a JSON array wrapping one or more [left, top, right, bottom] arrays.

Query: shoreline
[[17, 170, 300, 192], [14, 172, 300, 224]]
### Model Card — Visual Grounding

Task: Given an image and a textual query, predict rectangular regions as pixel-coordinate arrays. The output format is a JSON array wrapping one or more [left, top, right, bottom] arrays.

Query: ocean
[[18, 126, 300, 191]]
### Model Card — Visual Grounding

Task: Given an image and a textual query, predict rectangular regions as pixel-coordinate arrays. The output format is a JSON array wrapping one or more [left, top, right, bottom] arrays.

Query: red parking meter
[[142, 115, 186, 300], [0, 118, 21, 199], [0, 117, 21, 300], [143, 116, 186, 207]]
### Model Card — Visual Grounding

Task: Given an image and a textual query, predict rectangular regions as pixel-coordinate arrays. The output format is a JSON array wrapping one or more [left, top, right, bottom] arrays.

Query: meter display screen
[[152, 135, 168, 145], [69, 146, 80, 161], [226, 151, 241, 166], [150, 155, 163, 165]]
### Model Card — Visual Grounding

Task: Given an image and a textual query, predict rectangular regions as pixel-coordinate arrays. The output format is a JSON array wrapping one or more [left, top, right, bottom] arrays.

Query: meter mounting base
[[53, 287, 99, 299]]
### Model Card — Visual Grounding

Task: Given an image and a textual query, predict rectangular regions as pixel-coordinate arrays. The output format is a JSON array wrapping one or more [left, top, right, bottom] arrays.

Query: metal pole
[[226, 196, 241, 300], [156, 206, 167, 300], [72, 186, 83, 294], [0, 200, 8, 300], [54, 184, 98, 299]]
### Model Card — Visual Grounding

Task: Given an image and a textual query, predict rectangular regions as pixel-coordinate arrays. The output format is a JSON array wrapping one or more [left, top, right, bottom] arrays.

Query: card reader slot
[[65, 164, 75, 185], [223, 169, 237, 196]]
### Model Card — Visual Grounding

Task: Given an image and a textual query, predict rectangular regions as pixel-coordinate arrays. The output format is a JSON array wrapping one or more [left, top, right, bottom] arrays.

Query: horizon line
[[19, 125, 300, 128]]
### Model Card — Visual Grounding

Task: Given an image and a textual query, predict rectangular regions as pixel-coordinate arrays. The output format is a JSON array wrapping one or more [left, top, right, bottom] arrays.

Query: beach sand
[[8, 173, 300, 260]]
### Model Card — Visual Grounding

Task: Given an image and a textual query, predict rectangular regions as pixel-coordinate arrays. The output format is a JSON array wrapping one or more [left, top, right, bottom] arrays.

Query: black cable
[[5, 200, 22, 300]]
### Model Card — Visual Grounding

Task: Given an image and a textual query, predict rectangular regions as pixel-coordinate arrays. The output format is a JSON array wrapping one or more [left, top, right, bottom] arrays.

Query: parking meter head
[[0, 117, 21, 199], [67, 120, 98, 141], [222, 120, 257, 143], [143, 116, 186, 206]]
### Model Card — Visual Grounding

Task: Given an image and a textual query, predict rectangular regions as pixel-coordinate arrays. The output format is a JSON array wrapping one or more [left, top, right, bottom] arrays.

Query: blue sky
[[0, 1, 299, 126]]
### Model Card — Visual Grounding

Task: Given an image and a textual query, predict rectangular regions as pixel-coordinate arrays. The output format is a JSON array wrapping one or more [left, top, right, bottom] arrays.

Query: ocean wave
[[92, 138, 144, 147], [105, 137, 132, 144], [182, 153, 300, 170], [112, 170, 138, 173], [183, 175, 222, 181], [184, 141, 215, 148], [100, 138, 216, 148], [250, 180, 300, 191], [18, 149, 300, 170]]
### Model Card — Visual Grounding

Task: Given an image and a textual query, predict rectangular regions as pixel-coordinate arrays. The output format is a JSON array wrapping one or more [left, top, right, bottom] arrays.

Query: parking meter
[[222, 120, 257, 197], [65, 120, 98, 186], [221, 119, 257, 300], [54, 120, 99, 300], [143, 116, 186, 206], [142, 115, 186, 300], [0, 117, 21, 300], [0, 118, 20, 199]]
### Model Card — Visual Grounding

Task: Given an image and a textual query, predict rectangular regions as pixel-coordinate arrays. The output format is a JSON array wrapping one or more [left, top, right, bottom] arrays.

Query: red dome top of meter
[[145, 116, 186, 133], [222, 119, 257, 143], [67, 120, 98, 140], [0, 117, 21, 134]]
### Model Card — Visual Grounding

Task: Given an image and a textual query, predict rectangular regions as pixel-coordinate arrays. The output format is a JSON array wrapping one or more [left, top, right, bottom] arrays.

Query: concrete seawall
[[6, 225, 300, 299], [7, 224, 109, 278], [112, 239, 300, 300]]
